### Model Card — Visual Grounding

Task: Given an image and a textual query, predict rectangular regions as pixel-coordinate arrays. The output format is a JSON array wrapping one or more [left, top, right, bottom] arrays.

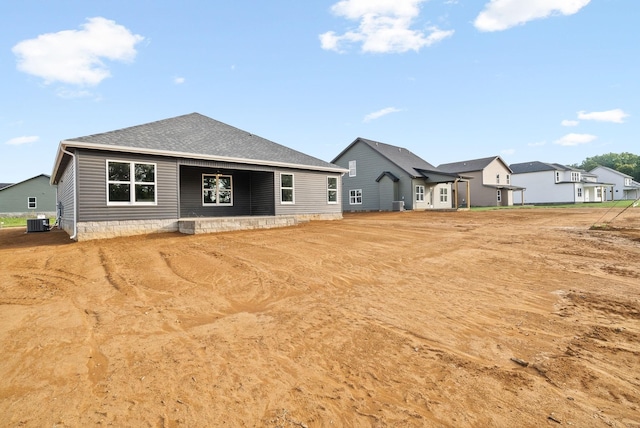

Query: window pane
[[108, 162, 130, 181], [135, 164, 155, 182], [282, 189, 293, 202], [135, 184, 155, 202], [204, 189, 215, 204], [219, 190, 232, 204], [218, 176, 231, 191], [203, 176, 215, 189], [281, 174, 293, 188], [328, 177, 337, 190], [109, 183, 130, 202], [328, 190, 337, 202]]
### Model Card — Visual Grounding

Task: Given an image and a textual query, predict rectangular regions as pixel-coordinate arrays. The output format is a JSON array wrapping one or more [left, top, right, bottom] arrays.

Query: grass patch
[[471, 201, 637, 212], [0, 217, 56, 228]]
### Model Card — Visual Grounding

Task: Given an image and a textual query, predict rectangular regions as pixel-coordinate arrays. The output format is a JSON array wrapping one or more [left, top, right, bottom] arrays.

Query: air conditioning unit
[[27, 218, 50, 233], [392, 201, 405, 211]]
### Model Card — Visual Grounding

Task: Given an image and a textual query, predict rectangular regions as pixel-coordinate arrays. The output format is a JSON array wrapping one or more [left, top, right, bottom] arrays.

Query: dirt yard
[[0, 208, 639, 427]]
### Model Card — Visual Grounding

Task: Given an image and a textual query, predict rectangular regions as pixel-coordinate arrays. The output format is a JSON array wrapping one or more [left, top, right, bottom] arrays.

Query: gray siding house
[[0, 174, 56, 217], [332, 138, 470, 212], [438, 156, 524, 207], [50, 113, 347, 241]]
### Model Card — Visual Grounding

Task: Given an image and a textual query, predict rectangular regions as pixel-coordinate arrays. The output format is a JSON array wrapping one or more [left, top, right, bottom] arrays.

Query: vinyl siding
[[57, 161, 76, 235], [0, 175, 56, 214], [334, 142, 413, 211], [179, 166, 275, 217], [76, 149, 179, 221], [274, 169, 343, 216]]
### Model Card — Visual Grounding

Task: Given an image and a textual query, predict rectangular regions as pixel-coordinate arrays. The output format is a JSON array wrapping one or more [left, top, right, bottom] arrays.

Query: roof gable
[[591, 165, 634, 178], [438, 156, 511, 173], [59, 113, 342, 172], [333, 137, 439, 178], [0, 174, 50, 192]]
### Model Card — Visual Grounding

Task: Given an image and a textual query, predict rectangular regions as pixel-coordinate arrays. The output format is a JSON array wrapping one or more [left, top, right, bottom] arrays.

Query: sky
[[1, 0, 638, 183]]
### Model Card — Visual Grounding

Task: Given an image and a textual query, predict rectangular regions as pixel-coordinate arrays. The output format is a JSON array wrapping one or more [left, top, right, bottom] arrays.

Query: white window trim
[[280, 173, 295, 204], [497, 189, 502, 202], [106, 160, 157, 206], [415, 185, 425, 202], [439, 187, 448, 203], [202, 174, 234, 206], [27, 196, 37, 209], [327, 176, 338, 204], [555, 171, 560, 183], [349, 189, 362, 205], [348, 160, 356, 177]]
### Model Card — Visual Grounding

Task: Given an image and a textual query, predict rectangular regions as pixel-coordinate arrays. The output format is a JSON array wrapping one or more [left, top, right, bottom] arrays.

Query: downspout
[[61, 148, 77, 240]]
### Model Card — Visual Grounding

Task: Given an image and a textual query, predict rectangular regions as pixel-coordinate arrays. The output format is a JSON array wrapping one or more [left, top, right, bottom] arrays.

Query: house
[[589, 165, 640, 201], [437, 156, 524, 207], [510, 161, 613, 204], [50, 113, 347, 241], [0, 174, 56, 217], [331, 137, 470, 212]]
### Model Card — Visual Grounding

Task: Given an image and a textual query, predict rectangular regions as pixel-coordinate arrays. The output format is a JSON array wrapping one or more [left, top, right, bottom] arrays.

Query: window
[[571, 172, 580, 182], [27, 197, 37, 209], [625, 178, 632, 186], [349, 189, 362, 205], [348, 160, 356, 177], [327, 176, 338, 204], [439, 187, 448, 202], [497, 190, 502, 203], [203, 174, 233, 205], [415, 185, 425, 202], [107, 161, 156, 205], [577, 187, 583, 197], [555, 171, 560, 183], [280, 173, 294, 204], [496, 174, 500, 184], [506, 174, 510, 185], [596, 188, 602, 198]]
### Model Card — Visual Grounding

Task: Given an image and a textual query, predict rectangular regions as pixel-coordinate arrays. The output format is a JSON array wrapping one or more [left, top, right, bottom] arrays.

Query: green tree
[[573, 152, 640, 181]]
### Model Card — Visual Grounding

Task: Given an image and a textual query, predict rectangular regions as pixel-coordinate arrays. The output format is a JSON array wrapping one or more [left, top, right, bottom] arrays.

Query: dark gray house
[[0, 174, 56, 217], [50, 113, 347, 241], [332, 138, 470, 212]]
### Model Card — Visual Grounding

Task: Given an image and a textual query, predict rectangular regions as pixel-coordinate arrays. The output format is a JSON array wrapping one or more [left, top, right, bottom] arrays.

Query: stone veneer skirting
[[73, 213, 342, 241]]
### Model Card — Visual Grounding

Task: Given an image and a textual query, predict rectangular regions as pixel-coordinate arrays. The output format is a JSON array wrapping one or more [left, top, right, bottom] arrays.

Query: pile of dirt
[[1, 208, 638, 427]]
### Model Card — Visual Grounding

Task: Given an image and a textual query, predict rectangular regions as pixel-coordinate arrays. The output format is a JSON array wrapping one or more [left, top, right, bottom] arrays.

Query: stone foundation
[[74, 213, 342, 241]]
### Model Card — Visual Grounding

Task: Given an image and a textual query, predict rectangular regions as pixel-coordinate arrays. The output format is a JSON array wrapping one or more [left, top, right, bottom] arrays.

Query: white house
[[510, 161, 613, 205], [590, 165, 640, 201]]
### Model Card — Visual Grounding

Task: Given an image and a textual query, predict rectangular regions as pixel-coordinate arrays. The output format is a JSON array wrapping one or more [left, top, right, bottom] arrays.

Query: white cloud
[[554, 133, 597, 146], [6, 136, 39, 146], [12, 17, 144, 86], [363, 107, 402, 122], [501, 149, 515, 155], [320, 0, 454, 53], [561, 119, 579, 127], [174, 77, 185, 84], [577, 108, 629, 123], [474, 0, 591, 32]]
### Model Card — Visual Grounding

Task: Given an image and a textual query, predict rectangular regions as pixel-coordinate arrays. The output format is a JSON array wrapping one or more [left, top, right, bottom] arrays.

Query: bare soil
[[1, 208, 639, 427]]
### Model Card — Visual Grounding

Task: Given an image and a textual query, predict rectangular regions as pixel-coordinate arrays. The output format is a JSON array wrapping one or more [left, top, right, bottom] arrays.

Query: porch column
[[454, 179, 459, 209], [466, 180, 471, 208]]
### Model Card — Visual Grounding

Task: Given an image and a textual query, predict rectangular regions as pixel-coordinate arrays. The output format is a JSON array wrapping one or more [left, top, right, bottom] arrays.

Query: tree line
[[571, 152, 640, 181]]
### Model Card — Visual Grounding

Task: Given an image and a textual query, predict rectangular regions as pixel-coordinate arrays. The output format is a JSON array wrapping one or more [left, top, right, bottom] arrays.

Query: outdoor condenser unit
[[26, 218, 50, 233]]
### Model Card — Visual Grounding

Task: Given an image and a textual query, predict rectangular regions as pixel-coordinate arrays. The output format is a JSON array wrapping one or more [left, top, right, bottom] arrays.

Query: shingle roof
[[62, 113, 343, 172], [0, 183, 13, 190], [334, 137, 440, 178], [510, 161, 571, 174], [438, 156, 507, 173]]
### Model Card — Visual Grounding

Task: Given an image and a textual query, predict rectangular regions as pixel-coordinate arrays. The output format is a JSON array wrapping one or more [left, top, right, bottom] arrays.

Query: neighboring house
[[331, 137, 470, 212], [510, 161, 613, 204], [590, 165, 640, 201], [0, 174, 56, 216], [50, 113, 347, 241], [437, 156, 525, 207]]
